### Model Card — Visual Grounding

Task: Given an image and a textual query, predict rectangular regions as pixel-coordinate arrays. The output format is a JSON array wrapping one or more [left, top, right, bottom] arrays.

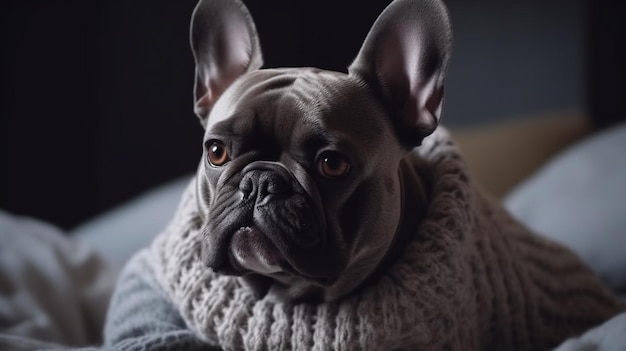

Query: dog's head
[[190, 0, 452, 302]]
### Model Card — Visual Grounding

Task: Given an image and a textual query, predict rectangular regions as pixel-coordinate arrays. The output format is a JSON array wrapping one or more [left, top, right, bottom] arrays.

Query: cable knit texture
[[149, 128, 624, 351]]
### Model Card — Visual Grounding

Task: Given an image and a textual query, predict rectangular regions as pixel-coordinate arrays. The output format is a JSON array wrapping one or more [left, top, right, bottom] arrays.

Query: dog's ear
[[349, 0, 452, 147], [191, 0, 263, 126]]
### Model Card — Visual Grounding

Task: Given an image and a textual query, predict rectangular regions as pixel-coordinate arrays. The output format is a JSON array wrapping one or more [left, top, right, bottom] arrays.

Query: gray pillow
[[504, 122, 626, 292], [71, 176, 192, 274]]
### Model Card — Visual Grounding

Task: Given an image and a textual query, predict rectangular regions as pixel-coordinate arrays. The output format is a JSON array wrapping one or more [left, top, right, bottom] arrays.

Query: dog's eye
[[317, 151, 350, 179], [207, 141, 230, 166]]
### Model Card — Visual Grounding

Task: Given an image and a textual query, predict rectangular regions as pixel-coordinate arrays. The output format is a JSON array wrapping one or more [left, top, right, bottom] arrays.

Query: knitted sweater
[[115, 128, 624, 351]]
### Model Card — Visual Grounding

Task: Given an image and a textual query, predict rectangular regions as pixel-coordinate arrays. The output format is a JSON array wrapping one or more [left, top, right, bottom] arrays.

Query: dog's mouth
[[223, 225, 339, 286], [228, 226, 286, 275]]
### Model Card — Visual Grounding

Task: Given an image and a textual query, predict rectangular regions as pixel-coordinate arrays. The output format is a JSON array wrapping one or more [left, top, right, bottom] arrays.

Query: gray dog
[[94, 0, 623, 350], [192, 0, 450, 302]]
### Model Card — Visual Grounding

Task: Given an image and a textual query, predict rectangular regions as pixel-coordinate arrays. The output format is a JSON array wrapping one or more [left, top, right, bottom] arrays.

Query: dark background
[[1, 0, 624, 230]]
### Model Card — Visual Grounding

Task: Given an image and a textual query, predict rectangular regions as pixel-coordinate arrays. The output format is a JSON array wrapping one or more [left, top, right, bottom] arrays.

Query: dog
[[190, 0, 452, 303]]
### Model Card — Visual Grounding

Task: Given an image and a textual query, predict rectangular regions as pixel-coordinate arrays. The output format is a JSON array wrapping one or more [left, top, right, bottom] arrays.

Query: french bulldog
[[192, 0, 451, 302]]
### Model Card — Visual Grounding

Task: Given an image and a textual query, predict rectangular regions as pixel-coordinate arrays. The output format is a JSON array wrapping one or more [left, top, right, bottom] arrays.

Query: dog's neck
[[359, 153, 433, 291]]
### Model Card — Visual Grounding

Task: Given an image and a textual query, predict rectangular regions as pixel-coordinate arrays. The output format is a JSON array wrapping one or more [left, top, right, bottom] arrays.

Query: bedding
[[1, 125, 625, 350], [71, 176, 192, 275], [505, 121, 626, 294], [0, 211, 115, 349], [553, 312, 626, 351]]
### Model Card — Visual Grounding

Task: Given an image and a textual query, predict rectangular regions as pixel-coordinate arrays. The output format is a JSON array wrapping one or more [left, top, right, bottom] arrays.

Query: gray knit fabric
[[0, 249, 212, 351], [144, 127, 625, 351], [101, 250, 217, 351]]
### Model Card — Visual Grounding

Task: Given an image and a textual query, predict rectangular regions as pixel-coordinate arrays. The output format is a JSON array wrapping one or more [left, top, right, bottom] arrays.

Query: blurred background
[[1, 0, 624, 230]]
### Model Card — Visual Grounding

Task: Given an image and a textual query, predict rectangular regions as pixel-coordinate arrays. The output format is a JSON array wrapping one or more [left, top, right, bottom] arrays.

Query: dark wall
[[1, 0, 622, 230], [0, 0, 392, 229], [1, 1, 202, 229], [588, 0, 626, 129]]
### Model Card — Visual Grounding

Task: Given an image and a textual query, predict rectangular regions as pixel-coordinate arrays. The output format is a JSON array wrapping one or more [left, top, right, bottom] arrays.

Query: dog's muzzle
[[204, 161, 329, 279]]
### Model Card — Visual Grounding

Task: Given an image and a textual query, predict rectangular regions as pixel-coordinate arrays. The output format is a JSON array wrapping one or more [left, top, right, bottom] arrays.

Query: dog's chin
[[222, 226, 339, 290], [228, 226, 286, 275]]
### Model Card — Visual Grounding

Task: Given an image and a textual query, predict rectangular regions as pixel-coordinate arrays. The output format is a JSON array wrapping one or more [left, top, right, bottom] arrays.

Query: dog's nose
[[239, 170, 290, 199]]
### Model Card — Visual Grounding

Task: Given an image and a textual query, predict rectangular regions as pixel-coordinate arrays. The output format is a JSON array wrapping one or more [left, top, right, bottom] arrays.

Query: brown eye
[[207, 141, 230, 166], [317, 151, 350, 179]]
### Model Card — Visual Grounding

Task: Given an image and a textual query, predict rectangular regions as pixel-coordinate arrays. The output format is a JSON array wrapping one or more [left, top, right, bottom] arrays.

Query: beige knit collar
[[150, 128, 478, 350]]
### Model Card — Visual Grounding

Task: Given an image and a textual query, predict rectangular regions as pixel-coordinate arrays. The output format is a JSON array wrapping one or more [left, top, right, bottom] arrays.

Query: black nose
[[239, 169, 290, 199]]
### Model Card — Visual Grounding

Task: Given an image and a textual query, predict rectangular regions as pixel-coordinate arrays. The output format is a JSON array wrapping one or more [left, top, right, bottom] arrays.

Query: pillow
[[504, 122, 626, 292], [71, 176, 192, 274]]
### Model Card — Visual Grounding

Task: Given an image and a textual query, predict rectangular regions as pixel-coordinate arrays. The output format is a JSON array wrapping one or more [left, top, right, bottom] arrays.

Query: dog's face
[[190, 0, 452, 302]]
